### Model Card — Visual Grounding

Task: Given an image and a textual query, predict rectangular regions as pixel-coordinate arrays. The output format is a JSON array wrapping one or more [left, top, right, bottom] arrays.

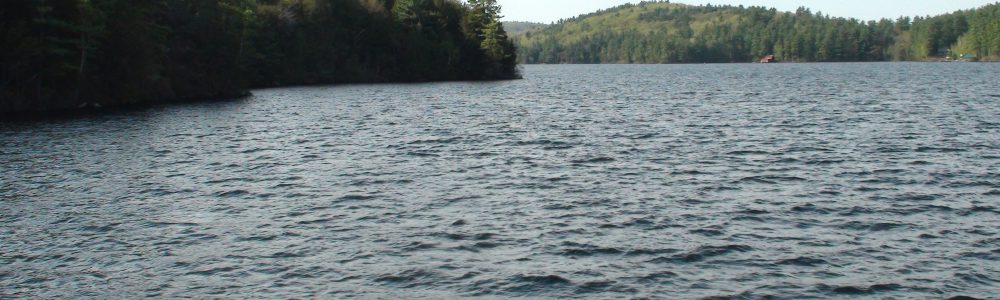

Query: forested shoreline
[[516, 1, 1000, 64], [0, 0, 518, 114]]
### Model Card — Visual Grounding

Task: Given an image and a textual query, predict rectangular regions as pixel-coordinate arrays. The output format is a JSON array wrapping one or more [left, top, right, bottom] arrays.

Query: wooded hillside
[[515, 1, 1000, 64]]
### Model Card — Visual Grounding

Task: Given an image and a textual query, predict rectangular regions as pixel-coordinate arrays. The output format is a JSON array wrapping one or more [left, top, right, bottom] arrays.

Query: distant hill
[[514, 0, 1000, 63], [503, 21, 549, 35]]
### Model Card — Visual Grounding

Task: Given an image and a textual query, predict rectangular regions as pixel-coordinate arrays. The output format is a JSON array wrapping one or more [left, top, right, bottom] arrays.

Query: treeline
[[515, 1, 1000, 64], [0, 0, 518, 113], [503, 21, 548, 35]]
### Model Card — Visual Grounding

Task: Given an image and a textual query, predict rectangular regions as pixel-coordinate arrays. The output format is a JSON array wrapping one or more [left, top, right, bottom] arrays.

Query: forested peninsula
[[515, 1, 1000, 64], [0, 0, 518, 113]]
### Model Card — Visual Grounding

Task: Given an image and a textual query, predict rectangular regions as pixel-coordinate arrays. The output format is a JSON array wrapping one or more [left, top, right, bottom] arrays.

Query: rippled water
[[2, 63, 999, 298]]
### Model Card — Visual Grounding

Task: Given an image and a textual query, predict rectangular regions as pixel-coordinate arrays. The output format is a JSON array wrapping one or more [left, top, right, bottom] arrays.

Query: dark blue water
[[2, 63, 998, 299]]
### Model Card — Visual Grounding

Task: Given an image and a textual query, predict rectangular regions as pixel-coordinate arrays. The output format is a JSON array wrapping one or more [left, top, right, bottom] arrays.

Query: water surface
[[2, 63, 998, 298]]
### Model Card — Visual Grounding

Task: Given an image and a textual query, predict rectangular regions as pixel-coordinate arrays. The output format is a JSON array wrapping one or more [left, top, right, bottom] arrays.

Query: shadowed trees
[[0, 0, 519, 113]]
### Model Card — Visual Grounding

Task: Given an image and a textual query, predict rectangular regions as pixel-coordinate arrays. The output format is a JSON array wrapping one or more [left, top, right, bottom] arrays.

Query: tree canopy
[[0, 0, 519, 113]]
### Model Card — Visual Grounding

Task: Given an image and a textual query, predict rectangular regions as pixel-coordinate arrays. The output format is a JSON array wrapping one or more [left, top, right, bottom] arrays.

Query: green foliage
[[464, 0, 517, 78], [514, 0, 1000, 63], [502, 21, 548, 35], [953, 2, 1000, 60], [1, 0, 519, 113]]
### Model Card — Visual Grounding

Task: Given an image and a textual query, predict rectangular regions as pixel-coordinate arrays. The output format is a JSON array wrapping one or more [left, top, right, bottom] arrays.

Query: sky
[[498, 0, 998, 23]]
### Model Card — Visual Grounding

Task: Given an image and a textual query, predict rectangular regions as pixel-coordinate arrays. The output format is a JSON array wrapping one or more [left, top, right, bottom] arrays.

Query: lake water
[[1, 63, 998, 299]]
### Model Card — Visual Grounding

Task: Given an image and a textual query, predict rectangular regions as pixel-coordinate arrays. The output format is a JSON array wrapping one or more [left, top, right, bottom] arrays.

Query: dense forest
[[503, 21, 548, 35], [515, 1, 1000, 64], [0, 0, 519, 113]]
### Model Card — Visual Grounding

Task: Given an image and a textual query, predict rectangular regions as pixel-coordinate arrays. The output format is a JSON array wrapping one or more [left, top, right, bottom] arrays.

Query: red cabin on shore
[[760, 55, 776, 63]]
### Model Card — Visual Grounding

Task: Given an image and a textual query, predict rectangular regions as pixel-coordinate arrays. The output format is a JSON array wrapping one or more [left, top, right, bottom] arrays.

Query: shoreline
[[0, 76, 523, 120]]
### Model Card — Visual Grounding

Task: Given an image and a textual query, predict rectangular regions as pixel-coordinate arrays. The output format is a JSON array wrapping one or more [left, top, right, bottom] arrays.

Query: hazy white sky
[[498, 0, 998, 23]]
